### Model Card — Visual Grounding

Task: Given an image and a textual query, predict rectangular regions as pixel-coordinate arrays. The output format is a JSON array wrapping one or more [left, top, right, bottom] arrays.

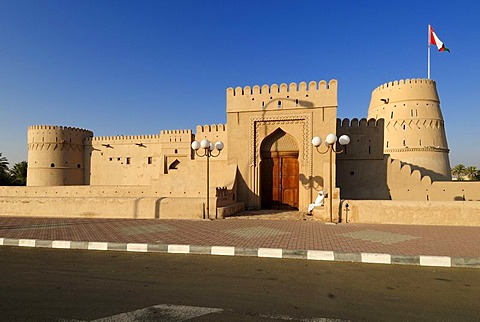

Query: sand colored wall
[[226, 80, 338, 211], [343, 200, 480, 226], [368, 78, 451, 181]]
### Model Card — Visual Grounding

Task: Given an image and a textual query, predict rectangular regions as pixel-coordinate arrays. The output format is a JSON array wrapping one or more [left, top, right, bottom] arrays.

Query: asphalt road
[[0, 246, 479, 321]]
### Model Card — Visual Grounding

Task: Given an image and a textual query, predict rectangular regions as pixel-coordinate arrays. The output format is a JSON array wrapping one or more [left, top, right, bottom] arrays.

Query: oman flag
[[429, 25, 450, 52]]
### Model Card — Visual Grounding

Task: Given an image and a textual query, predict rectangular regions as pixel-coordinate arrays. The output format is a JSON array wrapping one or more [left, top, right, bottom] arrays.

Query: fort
[[1, 78, 479, 225]]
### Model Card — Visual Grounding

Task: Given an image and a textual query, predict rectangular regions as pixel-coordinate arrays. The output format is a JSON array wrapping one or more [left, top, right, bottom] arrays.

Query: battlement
[[196, 124, 226, 133], [337, 118, 383, 128], [226, 80, 338, 112], [373, 78, 436, 92], [88, 134, 162, 143], [160, 130, 192, 135], [28, 125, 93, 134], [370, 78, 439, 110]]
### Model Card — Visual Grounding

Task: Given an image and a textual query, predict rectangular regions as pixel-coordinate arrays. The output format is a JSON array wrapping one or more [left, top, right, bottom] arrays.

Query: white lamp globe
[[191, 141, 201, 150], [325, 134, 337, 145], [200, 139, 210, 149], [338, 135, 350, 146], [208, 142, 214, 151], [215, 141, 224, 151], [311, 136, 322, 147]]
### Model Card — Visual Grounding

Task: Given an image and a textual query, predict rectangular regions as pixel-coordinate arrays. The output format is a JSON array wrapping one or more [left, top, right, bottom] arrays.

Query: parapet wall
[[226, 80, 338, 112], [369, 78, 439, 107], [336, 118, 384, 160]]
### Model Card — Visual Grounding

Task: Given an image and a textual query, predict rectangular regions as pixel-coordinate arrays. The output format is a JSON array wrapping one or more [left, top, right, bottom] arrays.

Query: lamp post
[[311, 134, 350, 223], [191, 138, 224, 219]]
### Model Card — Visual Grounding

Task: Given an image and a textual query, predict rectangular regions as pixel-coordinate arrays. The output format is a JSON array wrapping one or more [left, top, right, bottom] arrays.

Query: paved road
[[1, 246, 479, 321]]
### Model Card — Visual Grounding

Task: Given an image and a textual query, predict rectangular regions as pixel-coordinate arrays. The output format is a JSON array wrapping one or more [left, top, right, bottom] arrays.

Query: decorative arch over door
[[260, 129, 299, 210]]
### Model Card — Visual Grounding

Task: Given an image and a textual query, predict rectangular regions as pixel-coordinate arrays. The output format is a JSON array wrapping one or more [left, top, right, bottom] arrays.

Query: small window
[[77, 164, 81, 168], [126, 157, 131, 165], [278, 101, 282, 108], [51, 163, 55, 168], [391, 111, 394, 119], [109, 158, 113, 161], [295, 99, 299, 107], [148, 157, 153, 164], [175, 149, 178, 154], [117, 157, 121, 161]]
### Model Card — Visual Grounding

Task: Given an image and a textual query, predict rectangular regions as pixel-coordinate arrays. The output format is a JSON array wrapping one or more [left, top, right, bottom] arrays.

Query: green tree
[[451, 164, 466, 180], [0, 153, 11, 185], [465, 166, 479, 181], [9, 161, 27, 186], [0, 153, 8, 172]]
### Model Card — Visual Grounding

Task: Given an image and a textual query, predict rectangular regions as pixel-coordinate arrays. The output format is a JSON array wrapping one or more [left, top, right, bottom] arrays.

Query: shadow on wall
[[336, 156, 391, 200], [401, 161, 448, 182], [299, 174, 324, 192]]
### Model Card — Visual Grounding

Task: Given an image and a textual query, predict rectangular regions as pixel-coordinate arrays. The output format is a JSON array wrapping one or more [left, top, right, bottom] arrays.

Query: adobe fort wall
[[368, 78, 451, 181]]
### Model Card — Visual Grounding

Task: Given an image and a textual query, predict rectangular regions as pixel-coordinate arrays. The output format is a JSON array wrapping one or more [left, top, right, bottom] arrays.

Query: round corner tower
[[27, 125, 94, 186], [368, 78, 451, 181]]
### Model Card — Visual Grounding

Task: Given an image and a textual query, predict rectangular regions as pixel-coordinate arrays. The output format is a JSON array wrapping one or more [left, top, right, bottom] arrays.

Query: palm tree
[[9, 161, 27, 186], [451, 164, 466, 180], [0, 153, 8, 172], [465, 166, 479, 181]]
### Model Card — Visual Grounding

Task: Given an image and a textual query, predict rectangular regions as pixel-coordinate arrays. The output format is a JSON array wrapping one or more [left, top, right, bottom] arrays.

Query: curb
[[1, 237, 480, 269]]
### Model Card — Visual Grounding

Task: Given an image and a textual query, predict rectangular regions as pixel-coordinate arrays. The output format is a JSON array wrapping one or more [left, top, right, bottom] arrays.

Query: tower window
[[391, 112, 394, 119], [295, 99, 299, 107], [278, 101, 282, 108], [126, 157, 131, 165], [148, 157, 153, 164], [51, 163, 55, 168]]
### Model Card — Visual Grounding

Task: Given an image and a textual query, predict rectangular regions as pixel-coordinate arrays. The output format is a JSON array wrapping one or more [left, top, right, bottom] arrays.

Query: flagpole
[[428, 24, 431, 79]]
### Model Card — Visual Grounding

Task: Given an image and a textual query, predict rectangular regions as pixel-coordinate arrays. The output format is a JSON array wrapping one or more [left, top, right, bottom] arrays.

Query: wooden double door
[[261, 153, 299, 210]]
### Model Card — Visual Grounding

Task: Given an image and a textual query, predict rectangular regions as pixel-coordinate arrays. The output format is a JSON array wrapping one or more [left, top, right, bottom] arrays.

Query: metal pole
[[329, 146, 333, 223], [206, 149, 210, 219], [428, 24, 431, 79]]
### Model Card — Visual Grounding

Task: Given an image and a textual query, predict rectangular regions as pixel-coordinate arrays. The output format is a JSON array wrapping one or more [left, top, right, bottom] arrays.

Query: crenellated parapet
[[226, 80, 337, 112], [88, 134, 162, 143], [196, 124, 226, 133], [369, 78, 439, 112]]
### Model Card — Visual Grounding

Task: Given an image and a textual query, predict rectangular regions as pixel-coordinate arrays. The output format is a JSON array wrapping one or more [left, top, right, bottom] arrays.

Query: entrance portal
[[260, 129, 299, 210]]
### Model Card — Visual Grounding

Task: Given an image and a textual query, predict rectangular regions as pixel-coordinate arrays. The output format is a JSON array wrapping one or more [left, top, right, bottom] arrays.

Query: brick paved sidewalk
[[1, 215, 479, 268]]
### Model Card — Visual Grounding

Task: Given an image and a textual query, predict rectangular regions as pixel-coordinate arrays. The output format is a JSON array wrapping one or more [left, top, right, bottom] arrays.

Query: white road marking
[[167, 244, 190, 254], [90, 304, 223, 322], [211, 246, 235, 256], [87, 242, 108, 251], [126, 243, 148, 252], [52, 240, 71, 249], [18, 239, 36, 247], [420, 255, 451, 267], [361, 253, 392, 264], [258, 248, 283, 258], [307, 250, 335, 261]]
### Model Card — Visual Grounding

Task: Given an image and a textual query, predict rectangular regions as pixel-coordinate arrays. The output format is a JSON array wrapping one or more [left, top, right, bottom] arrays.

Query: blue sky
[[0, 0, 479, 167]]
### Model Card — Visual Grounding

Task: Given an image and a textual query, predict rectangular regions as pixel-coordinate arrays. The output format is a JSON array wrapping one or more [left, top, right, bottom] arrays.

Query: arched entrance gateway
[[260, 129, 299, 210]]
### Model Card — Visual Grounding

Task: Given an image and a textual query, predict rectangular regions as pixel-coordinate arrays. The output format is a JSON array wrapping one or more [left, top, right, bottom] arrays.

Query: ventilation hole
[[350, 171, 355, 176], [77, 164, 81, 168], [51, 163, 55, 168]]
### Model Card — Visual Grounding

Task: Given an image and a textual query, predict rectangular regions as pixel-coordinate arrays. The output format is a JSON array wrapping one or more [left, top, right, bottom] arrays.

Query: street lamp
[[191, 138, 224, 219], [311, 134, 350, 223]]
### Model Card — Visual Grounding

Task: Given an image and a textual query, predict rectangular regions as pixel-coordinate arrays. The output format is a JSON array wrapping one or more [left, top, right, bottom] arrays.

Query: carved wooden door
[[261, 155, 299, 210]]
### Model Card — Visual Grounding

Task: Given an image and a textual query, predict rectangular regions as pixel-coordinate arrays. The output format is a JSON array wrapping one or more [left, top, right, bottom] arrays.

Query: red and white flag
[[429, 25, 450, 52]]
